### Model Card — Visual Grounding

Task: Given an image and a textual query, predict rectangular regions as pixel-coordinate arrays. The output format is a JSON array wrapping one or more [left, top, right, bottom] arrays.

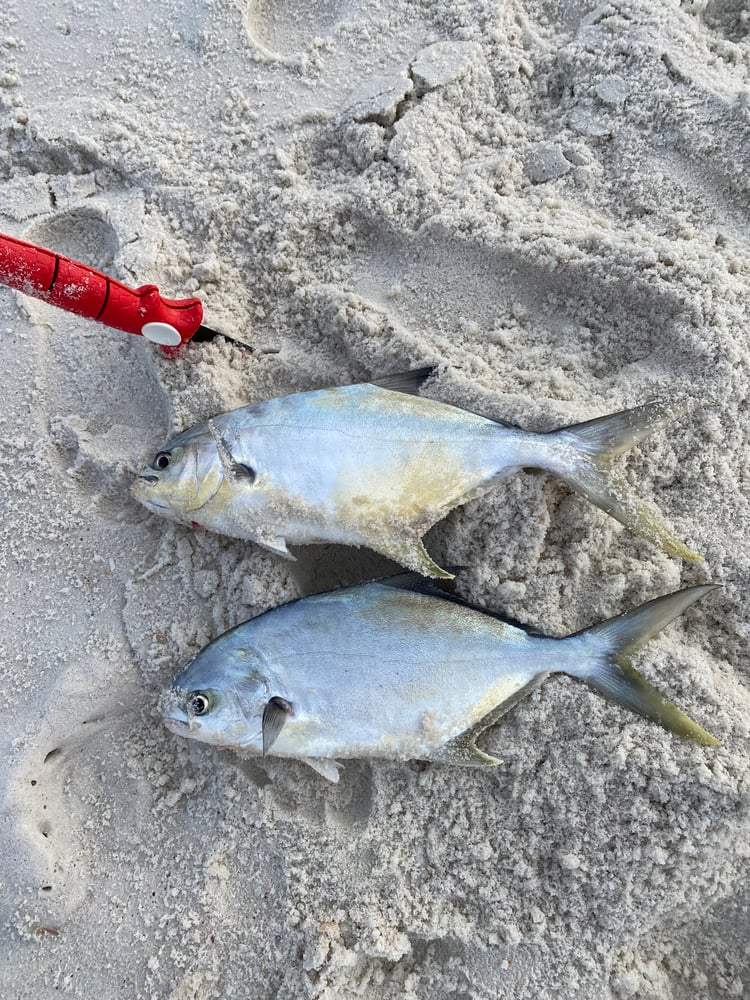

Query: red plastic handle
[[0, 231, 203, 349]]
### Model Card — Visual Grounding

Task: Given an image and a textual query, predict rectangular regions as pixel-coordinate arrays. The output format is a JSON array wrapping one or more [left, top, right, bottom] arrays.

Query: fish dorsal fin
[[435, 592, 549, 638], [302, 757, 341, 783], [490, 415, 523, 430], [370, 367, 436, 395], [379, 571, 548, 637], [371, 366, 524, 429]]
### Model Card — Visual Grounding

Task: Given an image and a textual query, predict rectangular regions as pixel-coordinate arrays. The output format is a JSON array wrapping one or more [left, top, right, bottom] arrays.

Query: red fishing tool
[[0, 231, 241, 354]]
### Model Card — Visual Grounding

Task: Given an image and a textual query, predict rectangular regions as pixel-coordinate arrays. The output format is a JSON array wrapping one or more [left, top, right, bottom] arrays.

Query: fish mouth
[[163, 714, 191, 734], [131, 477, 171, 511], [132, 476, 159, 501], [135, 480, 223, 517], [134, 492, 170, 512]]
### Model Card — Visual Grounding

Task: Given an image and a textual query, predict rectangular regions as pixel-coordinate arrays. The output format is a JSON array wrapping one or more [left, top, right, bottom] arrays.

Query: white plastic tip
[[141, 322, 182, 347]]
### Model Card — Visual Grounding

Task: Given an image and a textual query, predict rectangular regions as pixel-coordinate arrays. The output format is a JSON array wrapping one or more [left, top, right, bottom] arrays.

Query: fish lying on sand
[[133, 368, 699, 578], [161, 574, 720, 782]]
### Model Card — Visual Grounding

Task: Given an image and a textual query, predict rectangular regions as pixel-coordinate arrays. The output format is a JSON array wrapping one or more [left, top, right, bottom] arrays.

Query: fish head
[[161, 641, 273, 751], [132, 424, 224, 521]]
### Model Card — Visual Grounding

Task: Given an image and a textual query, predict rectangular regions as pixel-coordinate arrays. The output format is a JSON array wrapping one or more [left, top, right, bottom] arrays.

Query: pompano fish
[[161, 574, 719, 782], [133, 369, 699, 578]]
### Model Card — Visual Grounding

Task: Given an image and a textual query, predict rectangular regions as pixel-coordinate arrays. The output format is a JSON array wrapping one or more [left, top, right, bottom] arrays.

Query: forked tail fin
[[566, 585, 720, 746], [551, 401, 700, 560]]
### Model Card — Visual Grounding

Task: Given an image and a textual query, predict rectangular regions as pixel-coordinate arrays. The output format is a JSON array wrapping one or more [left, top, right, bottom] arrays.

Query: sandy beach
[[1, 0, 749, 996]]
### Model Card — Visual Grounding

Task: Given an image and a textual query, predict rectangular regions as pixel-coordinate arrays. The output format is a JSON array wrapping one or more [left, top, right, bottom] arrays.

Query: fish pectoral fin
[[433, 738, 502, 768], [376, 535, 454, 580], [208, 420, 256, 484], [302, 758, 341, 783], [262, 696, 293, 756], [255, 534, 295, 560]]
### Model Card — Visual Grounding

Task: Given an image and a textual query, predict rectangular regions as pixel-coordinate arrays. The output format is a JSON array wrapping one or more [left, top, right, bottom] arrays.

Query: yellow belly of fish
[[333, 445, 482, 533]]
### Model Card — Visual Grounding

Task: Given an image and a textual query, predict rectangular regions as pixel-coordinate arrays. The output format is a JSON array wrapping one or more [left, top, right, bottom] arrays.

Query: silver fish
[[161, 575, 719, 782], [133, 369, 699, 578]]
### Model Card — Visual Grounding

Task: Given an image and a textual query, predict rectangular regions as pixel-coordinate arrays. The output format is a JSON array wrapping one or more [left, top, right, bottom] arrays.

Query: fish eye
[[153, 451, 172, 471], [188, 692, 211, 716]]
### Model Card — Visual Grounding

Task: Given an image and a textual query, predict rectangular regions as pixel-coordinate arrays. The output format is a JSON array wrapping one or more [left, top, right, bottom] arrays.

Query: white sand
[[1, 0, 749, 996]]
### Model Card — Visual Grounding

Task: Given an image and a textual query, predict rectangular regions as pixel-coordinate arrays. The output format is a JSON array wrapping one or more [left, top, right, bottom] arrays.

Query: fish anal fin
[[474, 675, 548, 733], [436, 675, 547, 768], [434, 739, 502, 767], [409, 541, 454, 580], [378, 569, 465, 596], [374, 535, 454, 579], [302, 757, 341, 782]]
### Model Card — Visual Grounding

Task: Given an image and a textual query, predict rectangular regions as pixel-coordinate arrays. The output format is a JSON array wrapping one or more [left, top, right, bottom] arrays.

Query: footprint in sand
[[244, 0, 365, 58], [6, 679, 141, 915], [10, 740, 88, 910], [24, 205, 119, 269], [701, 0, 749, 42], [323, 762, 375, 830], [18, 195, 170, 512], [341, 221, 704, 390], [22, 204, 121, 326], [268, 758, 376, 829]]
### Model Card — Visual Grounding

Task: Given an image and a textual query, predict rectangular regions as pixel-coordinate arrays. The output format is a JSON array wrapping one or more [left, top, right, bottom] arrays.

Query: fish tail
[[549, 400, 700, 560], [564, 585, 720, 746]]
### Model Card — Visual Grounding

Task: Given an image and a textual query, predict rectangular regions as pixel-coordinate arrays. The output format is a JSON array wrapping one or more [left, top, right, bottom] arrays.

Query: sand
[[1, 0, 749, 996]]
